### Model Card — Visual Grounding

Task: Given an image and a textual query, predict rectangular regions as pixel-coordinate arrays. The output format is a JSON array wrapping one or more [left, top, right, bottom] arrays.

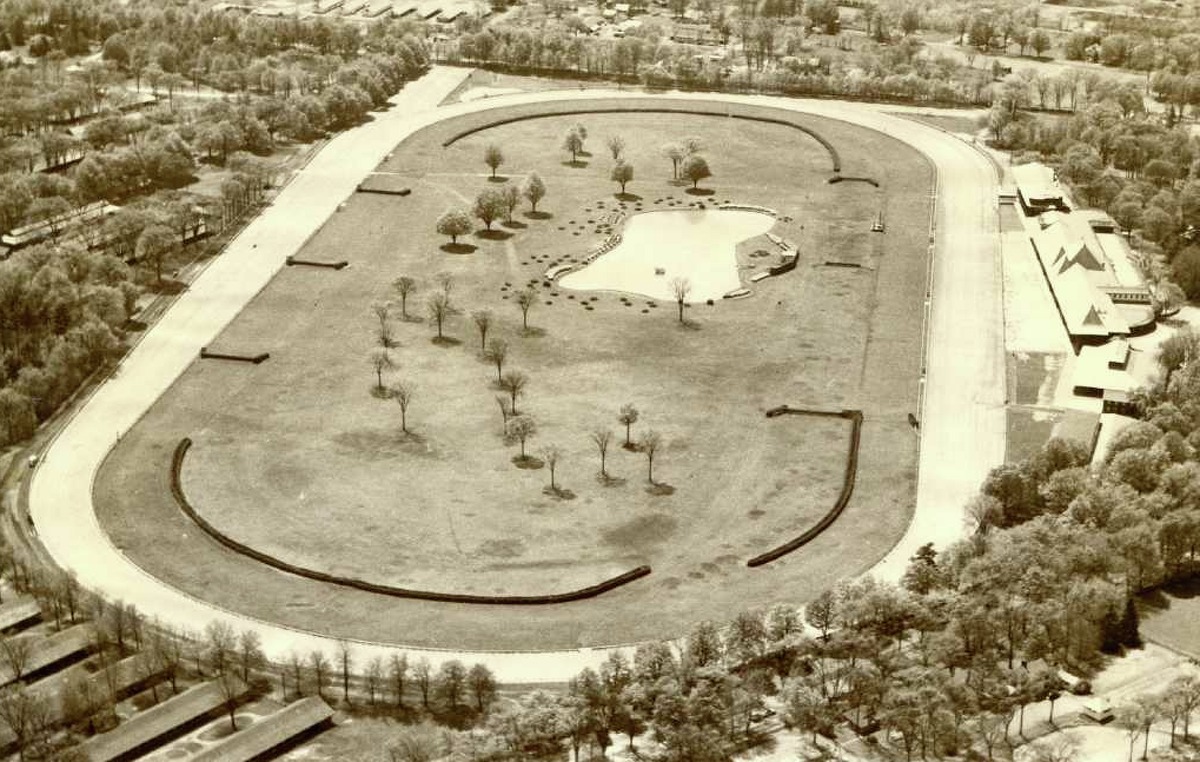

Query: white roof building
[[1029, 209, 1155, 344], [1013, 162, 1065, 215]]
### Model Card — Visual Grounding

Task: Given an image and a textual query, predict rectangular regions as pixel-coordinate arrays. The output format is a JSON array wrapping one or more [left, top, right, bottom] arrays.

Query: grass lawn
[[1141, 580, 1200, 658], [94, 98, 931, 650]]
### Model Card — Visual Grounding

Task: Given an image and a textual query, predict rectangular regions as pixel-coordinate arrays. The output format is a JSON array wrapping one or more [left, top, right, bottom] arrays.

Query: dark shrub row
[[746, 409, 863, 567]]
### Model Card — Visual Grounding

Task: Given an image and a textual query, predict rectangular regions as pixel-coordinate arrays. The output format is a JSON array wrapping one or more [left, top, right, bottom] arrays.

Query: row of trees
[[987, 83, 1200, 301], [444, 17, 1006, 108]]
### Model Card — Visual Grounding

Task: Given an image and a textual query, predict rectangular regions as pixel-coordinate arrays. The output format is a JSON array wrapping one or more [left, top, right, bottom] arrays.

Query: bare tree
[[337, 640, 353, 704], [0, 685, 50, 761], [390, 381, 415, 434], [365, 656, 384, 705], [640, 430, 663, 483], [468, 663, 498, 714], [516, 289, 537, 330], [236, 630, 264, 684], [288, 651, 306, 697], [0, 636, 32, 683], [205, 621, 235, 677], [501, 184, 520, 223], [472, 310, 492, 352], [60, 673, 106, 735], [413, 657, 432, 710], [682, 154, 712, 189], [607, 135, 626, 161], [393, 276, 417, 319], [427, 293, 451, 341], [483, 143, 504, 178], [436, 271, 454, 298], [372, 301, 393, 347], [495, 396, 512, 431], [591, 429, 613, 478], [390, 653, 409, 708], [611, 161, 634, 195], [499, 371, 529, 415], [216, 670, 242, 732], [522, 172, 546, 213], [150, 625, 184, 693], [309, 650, 330, 700], [618, 404, 639, 448], [506, 415, 538, 460], [371, 349, 395, 391], [671, 277, 692, 323], [542, 446, 562, 491], [661, 142, 685, 179], [682, 135, 703, 155], [563, 127, 585, 163], [485, 338, 509, 382]]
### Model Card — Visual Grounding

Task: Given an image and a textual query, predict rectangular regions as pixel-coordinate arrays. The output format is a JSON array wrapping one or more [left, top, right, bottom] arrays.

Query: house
[[670, 23, 722, 45]]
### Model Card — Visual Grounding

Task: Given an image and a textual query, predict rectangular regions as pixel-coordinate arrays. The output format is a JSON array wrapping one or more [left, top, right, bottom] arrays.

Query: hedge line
[[169, 439, 652, 605], [440, 103, 842, 174], [828, 176, 880, 187], [746, 408, 863, 567], [198, 349, 270, 364], [284, 257, 349, 270]]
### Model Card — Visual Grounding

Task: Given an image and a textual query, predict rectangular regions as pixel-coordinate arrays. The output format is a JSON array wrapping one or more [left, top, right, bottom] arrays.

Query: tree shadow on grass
[[680, 318, 702, 331], [513, 455, 544, 469], [685, 187, 716, 196], [440, 242, 478, 254], [476, 229, 513, 241], [646, 482, 675, 496], [502, 219, 527, 230], [431, 336, 462, 347], [520, 326, 546, 338], [525, 210, 554, 220], [543, 486, 577, 500], [596, 473, 626, 487], [615, 192, 642, 202], [369, 385, 391, 399], [487, 175, 508, 183], [400, 314, 425, 324], [563, 159, 589, 169]]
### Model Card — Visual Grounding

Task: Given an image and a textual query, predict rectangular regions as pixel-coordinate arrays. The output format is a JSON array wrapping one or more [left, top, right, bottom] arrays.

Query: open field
[[92, 99, 931, 650], [1141, 580, 1200, 658]]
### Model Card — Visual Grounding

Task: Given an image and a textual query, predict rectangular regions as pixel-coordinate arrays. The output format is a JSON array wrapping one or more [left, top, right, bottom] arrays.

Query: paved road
[[28, 71, 1004, 681]]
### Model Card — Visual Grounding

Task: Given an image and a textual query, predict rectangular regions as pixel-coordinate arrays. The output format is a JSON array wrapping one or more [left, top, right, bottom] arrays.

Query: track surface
[[28, 69, 1003, 682]]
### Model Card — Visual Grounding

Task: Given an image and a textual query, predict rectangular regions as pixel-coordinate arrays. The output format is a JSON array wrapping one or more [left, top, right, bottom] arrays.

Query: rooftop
[[1030, 209, 1152, 340]]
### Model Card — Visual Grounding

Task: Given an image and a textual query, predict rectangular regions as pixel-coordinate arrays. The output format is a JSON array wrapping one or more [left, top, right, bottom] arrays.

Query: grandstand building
[[1028, 208, 1155, 346]]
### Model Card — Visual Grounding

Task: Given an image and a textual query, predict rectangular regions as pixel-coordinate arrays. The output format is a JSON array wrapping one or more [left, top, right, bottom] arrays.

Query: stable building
[[1029, 209, 1155, 346], [1013, 162, 1067, 216]]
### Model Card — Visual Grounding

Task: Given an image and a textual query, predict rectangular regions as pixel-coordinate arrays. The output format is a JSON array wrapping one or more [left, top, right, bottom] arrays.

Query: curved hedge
[[828, 176, 880, 187], [746, 408, 863, 567], [198, 349, 270, 364], [170, 439, 651, 605], [441, 103, 841, 174]]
